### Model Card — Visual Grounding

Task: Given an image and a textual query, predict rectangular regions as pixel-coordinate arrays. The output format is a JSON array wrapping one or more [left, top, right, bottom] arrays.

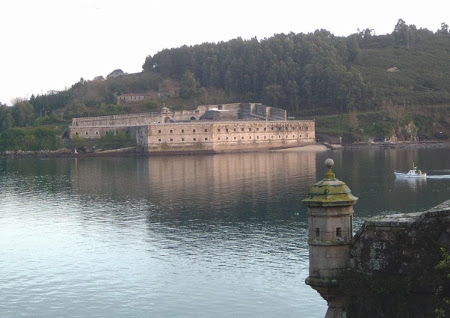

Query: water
[[0, 146, 449, 318]]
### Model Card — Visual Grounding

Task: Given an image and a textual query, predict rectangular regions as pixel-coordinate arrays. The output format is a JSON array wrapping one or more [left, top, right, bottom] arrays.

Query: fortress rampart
[[70, 103, 314, 154]]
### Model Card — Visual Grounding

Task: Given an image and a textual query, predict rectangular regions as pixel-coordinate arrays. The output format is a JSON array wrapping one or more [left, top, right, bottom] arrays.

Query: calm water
[[1, 146, 449, 318]]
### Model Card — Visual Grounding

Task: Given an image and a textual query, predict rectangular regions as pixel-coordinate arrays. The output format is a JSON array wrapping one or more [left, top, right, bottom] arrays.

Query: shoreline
[[0, 141, 449, 159]]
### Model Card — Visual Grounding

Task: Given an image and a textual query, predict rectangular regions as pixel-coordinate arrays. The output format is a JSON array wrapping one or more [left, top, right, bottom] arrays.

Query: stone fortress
[[70, 103, 315, 154]]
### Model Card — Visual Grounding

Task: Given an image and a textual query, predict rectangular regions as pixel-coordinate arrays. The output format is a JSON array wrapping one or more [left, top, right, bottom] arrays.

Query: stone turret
[[302, 159, 358, 317]]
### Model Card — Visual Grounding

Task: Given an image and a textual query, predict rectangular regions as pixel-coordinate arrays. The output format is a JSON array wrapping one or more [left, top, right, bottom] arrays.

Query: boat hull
[[394, 172, 427, 178]]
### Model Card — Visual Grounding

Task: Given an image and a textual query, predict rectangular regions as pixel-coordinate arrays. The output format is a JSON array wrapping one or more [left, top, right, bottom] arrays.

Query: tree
[[180, 70, 199, 98], [0, 107, 14, 132], [438, 22, 449, 35], [11, 101, 35, 127]]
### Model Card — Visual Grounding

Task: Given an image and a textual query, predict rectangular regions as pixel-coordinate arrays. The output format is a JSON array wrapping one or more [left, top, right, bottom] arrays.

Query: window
[[96, 132, 99, 135], [264, 127, 267, 131], [181, 138, 185, 141], [226, 137, 229, 140], [193, 129, 196, 133], [204, 129, 208, 132], [226, 129, 229, 133], [256, 128, 259, 131], [336, 228, 342, 237], [170, 130, 173, 133], [234, 128, 236, 132], [193, 138, 197, 141], [170, 138, 173, 142], [205, 138, 208, 141], [75, 132, 79, 136], [158, 130, 162, 134], [315, 228, 320, 238], [217, 129, 221, 132], [85, 132, 88, 135], [257, 136, 259, 139], [241, 128, 244, 132], [249, 128, 252, 131], [158, 139, 162, 142], [181, 129, 184, 133]]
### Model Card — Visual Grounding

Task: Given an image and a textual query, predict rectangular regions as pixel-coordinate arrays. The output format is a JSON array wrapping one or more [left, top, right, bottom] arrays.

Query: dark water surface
[[1, 145, 449, 317]]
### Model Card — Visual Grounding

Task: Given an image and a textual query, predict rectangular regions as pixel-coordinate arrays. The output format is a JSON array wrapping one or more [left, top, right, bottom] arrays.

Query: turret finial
[[324, 158, 335, 180]]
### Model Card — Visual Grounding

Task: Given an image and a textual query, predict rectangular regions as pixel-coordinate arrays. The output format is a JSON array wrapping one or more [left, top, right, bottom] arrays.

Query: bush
[[98, 131, 136, 149], [0, 127, 61, 151]]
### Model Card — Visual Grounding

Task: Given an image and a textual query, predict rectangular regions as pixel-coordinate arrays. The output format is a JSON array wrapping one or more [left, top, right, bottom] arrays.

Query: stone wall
[[349, 200, 450, 278], [269, 107, 287, 121], [72, 113, 163, 128], [71, 103, 287, 131], [143, 120, 315, 154]]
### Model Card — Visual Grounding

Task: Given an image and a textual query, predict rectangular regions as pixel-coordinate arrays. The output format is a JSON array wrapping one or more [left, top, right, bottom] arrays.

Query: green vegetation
[[315, 105, 449, 143], [1, 19, 449, 152], [0, 127, 62, 151], [69, 131, 137, 153]]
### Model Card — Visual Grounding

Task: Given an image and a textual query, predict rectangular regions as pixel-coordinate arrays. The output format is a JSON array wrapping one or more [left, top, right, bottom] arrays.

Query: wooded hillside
[[1, 20, 449, 146], [141, 20, 450, 114]]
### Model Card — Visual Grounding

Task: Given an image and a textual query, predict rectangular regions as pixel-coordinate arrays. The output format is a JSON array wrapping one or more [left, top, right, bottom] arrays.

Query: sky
[[1, 0, 449, 105]]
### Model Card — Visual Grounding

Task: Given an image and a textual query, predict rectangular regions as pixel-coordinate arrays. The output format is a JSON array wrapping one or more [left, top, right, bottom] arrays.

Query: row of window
[[157, 125, 310, 134], [156, 134, 309, 143], [75, 130, 120, 136]]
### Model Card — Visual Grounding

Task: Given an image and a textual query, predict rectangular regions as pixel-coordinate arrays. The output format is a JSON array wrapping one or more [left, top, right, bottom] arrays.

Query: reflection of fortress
[[70, 103, 315, 154], [71, 151, 317, 206]]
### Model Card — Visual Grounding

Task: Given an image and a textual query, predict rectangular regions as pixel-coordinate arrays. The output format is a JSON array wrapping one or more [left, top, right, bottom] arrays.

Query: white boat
[[394, 168, 427, 178]]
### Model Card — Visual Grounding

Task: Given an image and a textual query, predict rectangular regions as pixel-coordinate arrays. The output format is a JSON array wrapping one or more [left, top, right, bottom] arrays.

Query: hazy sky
[[1, 0, 448, 105]]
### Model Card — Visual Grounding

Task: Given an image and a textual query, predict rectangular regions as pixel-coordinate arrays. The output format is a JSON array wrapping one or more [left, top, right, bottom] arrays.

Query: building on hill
[[117, 92, 157, 105], [70, 103, 315, 154]]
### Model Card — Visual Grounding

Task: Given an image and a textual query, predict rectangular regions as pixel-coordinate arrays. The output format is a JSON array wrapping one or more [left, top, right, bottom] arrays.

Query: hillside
[[0, 20, 449, 148]]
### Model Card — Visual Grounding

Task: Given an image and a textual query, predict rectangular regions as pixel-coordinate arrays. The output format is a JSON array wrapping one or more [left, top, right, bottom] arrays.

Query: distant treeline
[[142, 20, 450, 113]]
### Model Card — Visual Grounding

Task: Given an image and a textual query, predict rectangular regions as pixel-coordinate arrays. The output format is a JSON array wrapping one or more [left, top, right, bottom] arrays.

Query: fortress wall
[[254, 104, 267, 117], [348, 200, 450, 277], [171, 109, 203, 121], [70, 103, 287, 129], [147, 122, 215, 152], [72, 113, 162, 128], [70, 125, 142, 139], [143, 120, 315, 153], [269, 107, 287, 120], [70, 120, 315, 153]]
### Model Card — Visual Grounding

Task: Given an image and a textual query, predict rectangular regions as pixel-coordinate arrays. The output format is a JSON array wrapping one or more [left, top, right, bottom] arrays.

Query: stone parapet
[[349, 200, 450, 276]]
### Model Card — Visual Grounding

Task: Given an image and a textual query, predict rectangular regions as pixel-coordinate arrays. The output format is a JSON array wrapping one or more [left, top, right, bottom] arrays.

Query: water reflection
[[394, 176, 427, 190], [1, 146, 449, 318], [71, 151, 318, 222], [0, 150, 328, 318]]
